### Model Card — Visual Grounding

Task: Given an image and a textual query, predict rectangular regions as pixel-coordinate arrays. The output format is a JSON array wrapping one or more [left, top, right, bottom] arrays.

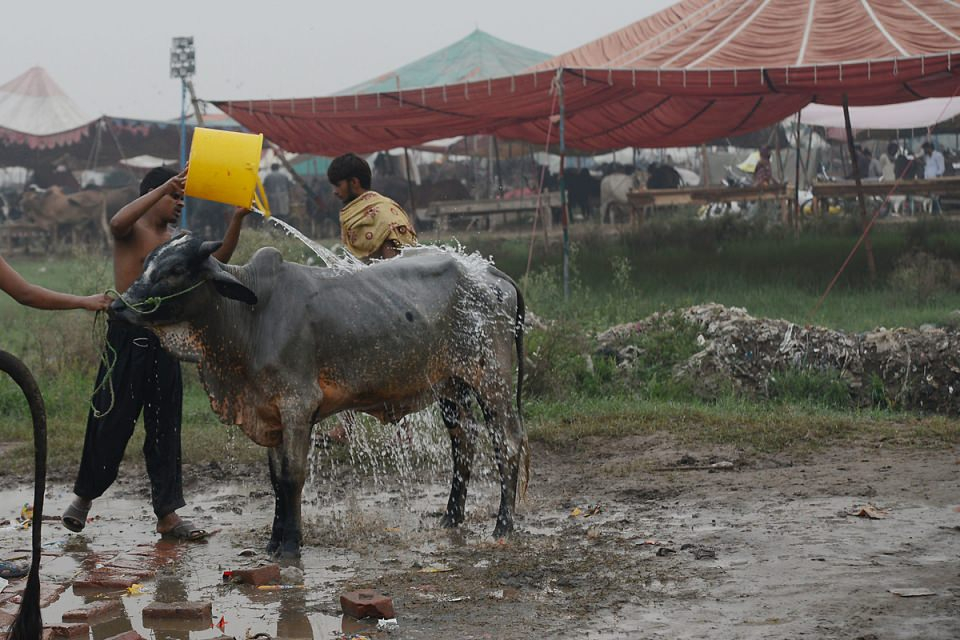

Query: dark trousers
[[74, 321, 185, 518]]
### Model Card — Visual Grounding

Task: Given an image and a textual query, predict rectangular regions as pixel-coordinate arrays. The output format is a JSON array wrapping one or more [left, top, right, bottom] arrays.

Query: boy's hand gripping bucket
[[184, 128, 272, 217]]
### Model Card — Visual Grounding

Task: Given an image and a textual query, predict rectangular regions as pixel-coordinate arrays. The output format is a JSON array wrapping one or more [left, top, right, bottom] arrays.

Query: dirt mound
[[597, 303, 960, 413]]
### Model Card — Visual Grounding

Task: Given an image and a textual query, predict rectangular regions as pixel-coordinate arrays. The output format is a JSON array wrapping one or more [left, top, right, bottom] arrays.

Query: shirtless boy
[[62, 166, 250, 540]]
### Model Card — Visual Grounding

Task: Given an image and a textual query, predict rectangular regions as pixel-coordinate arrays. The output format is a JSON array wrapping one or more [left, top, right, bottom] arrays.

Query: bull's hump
[[369, 252, 459, 280]]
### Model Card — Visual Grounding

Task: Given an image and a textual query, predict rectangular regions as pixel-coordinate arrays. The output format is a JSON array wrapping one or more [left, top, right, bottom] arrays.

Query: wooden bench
[[0, 223, 48, 254], [628, 183, 791, 207], [424, 192, 563, 232], [809, 176, 960, 216]]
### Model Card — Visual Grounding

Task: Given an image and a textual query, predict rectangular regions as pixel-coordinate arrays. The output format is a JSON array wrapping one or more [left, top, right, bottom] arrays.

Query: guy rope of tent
[[807, 87, 960, 323], [524, 75, 560, 285]]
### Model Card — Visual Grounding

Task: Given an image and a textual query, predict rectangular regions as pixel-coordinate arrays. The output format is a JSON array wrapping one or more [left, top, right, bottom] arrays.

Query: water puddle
[[0, 485, 374, 639]]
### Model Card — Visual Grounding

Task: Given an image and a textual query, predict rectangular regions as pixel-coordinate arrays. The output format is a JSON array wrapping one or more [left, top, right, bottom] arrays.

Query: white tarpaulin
[[119, 154, 176, 169], [0, 67, 91, 136], [800, 97, 960, 131]]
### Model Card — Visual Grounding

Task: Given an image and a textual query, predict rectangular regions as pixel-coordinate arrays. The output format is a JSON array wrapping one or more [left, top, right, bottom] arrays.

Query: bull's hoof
[[492, 517, 514, 539], [267, 540, 301, 560], [266, 538, 280, 556]]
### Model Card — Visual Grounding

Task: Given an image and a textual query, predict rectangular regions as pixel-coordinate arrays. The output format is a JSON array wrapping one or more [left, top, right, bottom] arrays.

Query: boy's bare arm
[[110, 168, 186, 240], [212, 207, 252, 264]]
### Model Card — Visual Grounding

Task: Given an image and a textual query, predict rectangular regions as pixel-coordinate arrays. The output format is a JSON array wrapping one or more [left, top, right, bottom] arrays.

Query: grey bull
[[110, 237, 528, 557]]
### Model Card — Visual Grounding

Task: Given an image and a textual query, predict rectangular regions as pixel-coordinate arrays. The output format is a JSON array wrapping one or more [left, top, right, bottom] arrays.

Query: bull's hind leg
[[477, 389, 525, 538], [438, 381, 476, 528]]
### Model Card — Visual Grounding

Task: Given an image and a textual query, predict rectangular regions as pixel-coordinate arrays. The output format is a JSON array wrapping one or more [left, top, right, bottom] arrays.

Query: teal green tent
[[289, 154, 332, 177], [335, 29, 550, 96]]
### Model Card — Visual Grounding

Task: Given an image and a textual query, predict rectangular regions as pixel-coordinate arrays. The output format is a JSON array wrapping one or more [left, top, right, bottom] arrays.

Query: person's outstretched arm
[[0, 257, 111, 311], [212, 207, 252, 264]]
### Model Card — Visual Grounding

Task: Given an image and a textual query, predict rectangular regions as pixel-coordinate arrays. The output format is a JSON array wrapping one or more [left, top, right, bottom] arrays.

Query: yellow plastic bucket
[[185, 127, 271, 217]]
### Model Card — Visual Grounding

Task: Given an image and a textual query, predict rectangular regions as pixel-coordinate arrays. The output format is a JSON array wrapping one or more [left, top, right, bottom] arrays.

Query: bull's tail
[[0, 351, 46, 640], [514, 282, 525, 421], [513, 283, 530, 501], [489, 266, 529, 502]]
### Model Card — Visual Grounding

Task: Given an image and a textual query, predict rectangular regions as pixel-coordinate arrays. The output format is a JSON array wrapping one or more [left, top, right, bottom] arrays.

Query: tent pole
[[558, 71, 569, 301], [403, 147, 417, 217], [842, 94, 877, 281], [179, 78, 188, 229], [774, 124, 785, 181], [493, 136, 504, 198], [700, 144, 710, 186], [794, 111, 802, 233]]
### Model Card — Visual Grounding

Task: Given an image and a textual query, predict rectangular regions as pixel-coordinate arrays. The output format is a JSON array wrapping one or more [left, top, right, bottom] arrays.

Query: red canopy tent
[[215, 0, 960, 155]]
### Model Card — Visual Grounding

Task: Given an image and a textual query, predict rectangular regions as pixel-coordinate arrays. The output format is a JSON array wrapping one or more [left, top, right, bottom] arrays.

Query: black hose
[[0, 350, 46, 640]]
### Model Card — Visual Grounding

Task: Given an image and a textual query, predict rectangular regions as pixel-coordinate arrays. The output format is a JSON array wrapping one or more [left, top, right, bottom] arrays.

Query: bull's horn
[[199, 240, 223, 259]]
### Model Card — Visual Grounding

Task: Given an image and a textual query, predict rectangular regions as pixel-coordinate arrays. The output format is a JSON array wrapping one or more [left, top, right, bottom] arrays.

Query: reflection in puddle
[[0, 484, 370, 639]]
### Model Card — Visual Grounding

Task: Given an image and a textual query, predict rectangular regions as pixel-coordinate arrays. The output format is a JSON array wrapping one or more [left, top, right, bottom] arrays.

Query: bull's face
[[110, 234, 257, 326]]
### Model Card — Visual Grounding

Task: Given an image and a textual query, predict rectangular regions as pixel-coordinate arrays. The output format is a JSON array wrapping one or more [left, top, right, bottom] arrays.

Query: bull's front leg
[[266, 420, 313, 558]]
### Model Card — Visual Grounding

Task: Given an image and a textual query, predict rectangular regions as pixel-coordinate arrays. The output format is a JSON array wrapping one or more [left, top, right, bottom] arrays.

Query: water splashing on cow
[[263, 214, 361, 273], [110, 236, 527, 557]]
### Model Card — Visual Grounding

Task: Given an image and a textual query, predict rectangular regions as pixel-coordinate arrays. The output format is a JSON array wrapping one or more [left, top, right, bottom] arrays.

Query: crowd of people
[[851, 140, 948, 183]]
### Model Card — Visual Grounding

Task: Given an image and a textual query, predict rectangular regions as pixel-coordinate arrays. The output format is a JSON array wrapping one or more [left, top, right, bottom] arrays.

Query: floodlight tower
[[170, 36, 195, 228]]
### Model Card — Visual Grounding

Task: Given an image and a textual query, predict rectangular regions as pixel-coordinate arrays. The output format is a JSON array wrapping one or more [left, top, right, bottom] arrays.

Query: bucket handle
[[253, 176, 272, 218]]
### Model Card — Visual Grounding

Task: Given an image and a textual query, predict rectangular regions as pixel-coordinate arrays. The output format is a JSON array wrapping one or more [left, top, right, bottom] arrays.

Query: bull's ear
[[199, 241, 223, 260], [209, 269, 258, 305]]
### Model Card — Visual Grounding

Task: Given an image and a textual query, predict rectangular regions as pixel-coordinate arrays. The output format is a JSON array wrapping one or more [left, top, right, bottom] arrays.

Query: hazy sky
[[3, 0, 676, 122]]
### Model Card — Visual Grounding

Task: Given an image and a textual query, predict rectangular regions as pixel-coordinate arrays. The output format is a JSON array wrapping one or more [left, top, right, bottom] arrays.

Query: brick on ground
[[340, 589, 396, 619], [62, 598, 124, 622], [142, 601, 212, 619], [42, 623, 89, 638], [8, 582, 67, 608], [0, 608, 15, 626], [104, 556, 165, 572], [226, 564, 280, 586], [73, 570, 144, 591]]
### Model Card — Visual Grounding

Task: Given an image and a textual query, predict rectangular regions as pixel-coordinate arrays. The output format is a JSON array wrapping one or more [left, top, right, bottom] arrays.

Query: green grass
[[453, 217, 960, 331], [524, 395, 960, 454], [1, 218, 960, 476]]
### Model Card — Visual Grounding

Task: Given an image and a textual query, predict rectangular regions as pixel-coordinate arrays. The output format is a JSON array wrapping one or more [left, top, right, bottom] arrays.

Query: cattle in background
[[564, 168, 600, 220], [646, 163, 683, 189], [371, 174, 410, 210], [371, 176, 470, 229], [111, 238, 528, 558], [19, 184, 138, 249], [414, 178, 471, 209], [600, 169, 644, 224]]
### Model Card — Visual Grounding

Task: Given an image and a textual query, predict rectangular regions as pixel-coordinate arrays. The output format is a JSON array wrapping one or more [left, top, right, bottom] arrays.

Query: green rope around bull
[[89, 280, 207, 417]]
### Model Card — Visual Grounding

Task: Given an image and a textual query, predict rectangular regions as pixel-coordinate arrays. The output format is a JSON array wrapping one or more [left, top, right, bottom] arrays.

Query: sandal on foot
[[159, 521, 208, 542], [62, 500, 90, 533]]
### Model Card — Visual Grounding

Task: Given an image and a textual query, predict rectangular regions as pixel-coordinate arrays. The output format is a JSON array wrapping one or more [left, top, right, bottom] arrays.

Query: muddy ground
[[1, 431, 958, 640]]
